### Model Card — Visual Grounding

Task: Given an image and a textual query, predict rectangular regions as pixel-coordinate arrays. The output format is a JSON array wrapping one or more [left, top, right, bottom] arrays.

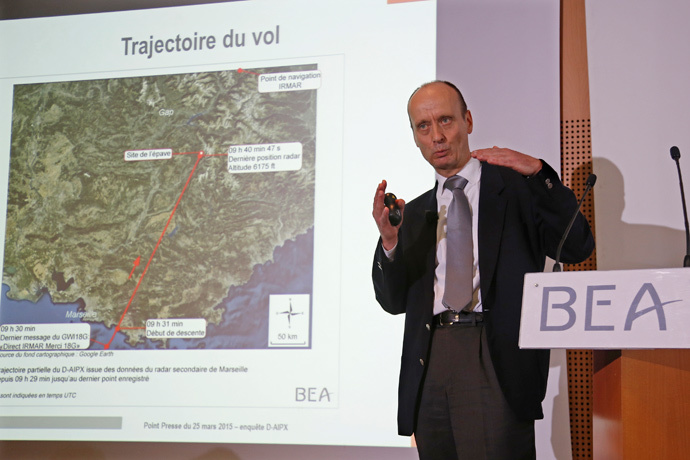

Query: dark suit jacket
[[372, 161, 594, 436]]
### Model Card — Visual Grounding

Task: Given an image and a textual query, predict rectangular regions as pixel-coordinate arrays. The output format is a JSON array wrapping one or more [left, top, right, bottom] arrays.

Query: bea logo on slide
[[295, 387, 331, 402]]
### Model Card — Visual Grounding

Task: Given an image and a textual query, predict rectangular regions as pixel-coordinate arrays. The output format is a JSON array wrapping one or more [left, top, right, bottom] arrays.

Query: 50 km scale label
[[227, 142, 302, 173]]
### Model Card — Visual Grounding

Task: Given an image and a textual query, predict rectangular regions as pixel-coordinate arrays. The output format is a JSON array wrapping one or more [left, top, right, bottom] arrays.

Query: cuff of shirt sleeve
[[383, 244, 397, 261]]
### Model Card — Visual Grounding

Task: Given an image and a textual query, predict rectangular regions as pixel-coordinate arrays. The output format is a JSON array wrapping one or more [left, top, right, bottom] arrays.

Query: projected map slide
[[3, 65, 317, 351], [0, 0, 435, 446]]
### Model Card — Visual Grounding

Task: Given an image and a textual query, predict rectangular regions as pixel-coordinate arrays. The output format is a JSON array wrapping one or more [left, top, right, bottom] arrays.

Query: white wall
[[587, 0, 690, 271]]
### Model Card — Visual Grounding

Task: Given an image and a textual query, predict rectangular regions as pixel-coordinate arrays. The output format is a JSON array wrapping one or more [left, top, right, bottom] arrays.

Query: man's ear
[[412, 130, 421, 148]]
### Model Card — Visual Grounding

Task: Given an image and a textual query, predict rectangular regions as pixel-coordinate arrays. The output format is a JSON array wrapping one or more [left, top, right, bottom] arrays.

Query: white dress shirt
[[433, 157, 482, 314], [383, 157, 483, 314]]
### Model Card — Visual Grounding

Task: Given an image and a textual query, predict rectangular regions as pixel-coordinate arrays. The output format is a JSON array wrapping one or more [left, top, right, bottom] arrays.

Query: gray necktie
[[442, 175, 473, 312]]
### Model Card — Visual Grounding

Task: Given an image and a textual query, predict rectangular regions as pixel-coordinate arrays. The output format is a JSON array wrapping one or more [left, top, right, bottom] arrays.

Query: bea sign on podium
[[520, 268, 690, 349]]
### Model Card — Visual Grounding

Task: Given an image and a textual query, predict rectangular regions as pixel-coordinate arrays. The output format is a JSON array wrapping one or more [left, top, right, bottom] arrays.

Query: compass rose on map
[[276, 298, 304, 328], [268, 294, 310, 347]]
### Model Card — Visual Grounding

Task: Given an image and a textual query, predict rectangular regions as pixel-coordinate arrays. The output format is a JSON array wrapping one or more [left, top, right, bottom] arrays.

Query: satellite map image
[[2, 64, 317, 350]]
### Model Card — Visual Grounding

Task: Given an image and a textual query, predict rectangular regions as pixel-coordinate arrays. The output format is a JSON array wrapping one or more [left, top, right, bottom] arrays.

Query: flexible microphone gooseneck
[[670, 146, 690, 267], [553, 174, 597, 272]]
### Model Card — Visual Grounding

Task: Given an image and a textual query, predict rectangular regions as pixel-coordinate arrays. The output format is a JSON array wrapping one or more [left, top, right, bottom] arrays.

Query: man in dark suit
[[372, 81, 594, 460]]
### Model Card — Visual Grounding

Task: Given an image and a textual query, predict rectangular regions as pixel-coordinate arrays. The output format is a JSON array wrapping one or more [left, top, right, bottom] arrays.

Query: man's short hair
[[408, 80, 468, 116]]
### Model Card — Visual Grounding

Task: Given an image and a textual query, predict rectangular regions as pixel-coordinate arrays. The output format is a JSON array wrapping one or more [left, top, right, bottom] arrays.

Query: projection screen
[[1, 0, 564, 455]]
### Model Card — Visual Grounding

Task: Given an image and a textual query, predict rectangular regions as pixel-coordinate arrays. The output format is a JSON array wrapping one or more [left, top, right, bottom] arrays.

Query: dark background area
[[0, 0, 240, 20]]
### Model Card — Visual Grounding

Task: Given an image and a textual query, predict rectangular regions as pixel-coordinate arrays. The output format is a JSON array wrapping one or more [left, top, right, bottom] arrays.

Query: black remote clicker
[[384, 192, 402, 226]]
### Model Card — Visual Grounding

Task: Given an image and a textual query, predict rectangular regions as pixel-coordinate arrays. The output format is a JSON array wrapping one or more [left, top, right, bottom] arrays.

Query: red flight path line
[[104, 151, 204, 349], [173, 151, 227, 157]]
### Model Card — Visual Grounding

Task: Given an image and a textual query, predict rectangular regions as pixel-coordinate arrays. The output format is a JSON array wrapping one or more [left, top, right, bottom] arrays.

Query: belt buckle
[[439, 310, 460, 326]]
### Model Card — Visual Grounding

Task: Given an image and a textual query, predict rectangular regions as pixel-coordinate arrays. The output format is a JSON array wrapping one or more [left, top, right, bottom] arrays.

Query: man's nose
[[431, 123, 445, 142]]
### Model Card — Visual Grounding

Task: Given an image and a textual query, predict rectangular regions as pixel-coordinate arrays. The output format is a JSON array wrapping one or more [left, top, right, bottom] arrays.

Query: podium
[[520, 268, 690, 460]]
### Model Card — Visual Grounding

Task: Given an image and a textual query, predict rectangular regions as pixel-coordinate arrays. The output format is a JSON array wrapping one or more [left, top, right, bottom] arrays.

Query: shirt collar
[[435, 157, 481, 192]]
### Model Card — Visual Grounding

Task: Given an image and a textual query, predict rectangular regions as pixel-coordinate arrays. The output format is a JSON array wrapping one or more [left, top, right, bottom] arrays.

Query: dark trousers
[[415, 323, 536, 460]]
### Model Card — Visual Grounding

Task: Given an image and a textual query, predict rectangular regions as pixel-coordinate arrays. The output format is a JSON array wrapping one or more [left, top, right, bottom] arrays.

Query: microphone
[[669, 146, 690, 267], [553, 174, 597, 272], [671, 145, 681, 160], [425, 210, 438, 224]]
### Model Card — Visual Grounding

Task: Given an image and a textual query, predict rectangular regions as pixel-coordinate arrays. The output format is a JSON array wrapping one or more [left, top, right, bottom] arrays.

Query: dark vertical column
[[560, 1, 599, 459]]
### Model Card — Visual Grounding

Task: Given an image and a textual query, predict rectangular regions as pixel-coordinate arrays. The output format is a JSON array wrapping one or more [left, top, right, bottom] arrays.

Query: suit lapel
[[402, 184, 439, 318], [422, 184, 438, 311], [478, 164, 507, 302]]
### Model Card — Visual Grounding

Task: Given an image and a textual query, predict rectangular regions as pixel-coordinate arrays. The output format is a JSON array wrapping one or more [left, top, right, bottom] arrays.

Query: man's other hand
[[471, 147, 543, 177]]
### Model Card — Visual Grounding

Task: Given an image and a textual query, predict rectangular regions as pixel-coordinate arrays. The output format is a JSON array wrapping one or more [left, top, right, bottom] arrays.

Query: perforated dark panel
[[561, 118, 596, 460], [561, 119, 596, 267]]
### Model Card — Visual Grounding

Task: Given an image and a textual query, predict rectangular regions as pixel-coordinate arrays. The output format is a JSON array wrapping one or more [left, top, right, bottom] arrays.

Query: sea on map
[[1, 65, 317, 350]]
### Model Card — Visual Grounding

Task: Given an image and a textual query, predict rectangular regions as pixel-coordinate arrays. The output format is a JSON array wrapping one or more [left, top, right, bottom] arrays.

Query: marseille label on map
[[2, 65, 317, 350]]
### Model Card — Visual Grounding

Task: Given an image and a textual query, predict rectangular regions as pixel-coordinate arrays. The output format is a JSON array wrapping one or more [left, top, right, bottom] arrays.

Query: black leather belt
[[434, 310, 483, 327]]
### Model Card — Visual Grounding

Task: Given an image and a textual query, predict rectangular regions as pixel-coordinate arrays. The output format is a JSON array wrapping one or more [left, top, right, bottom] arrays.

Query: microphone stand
[[670, 146, 690, 267], [553, 174, 596, 272]]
